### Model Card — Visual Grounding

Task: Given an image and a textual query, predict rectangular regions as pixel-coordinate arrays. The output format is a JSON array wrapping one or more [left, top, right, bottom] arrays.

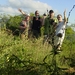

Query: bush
[[6, 15, 22, 32]]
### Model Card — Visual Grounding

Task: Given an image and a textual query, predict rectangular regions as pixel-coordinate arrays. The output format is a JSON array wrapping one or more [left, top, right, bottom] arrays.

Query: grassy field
[[0, 30, 75, 75]]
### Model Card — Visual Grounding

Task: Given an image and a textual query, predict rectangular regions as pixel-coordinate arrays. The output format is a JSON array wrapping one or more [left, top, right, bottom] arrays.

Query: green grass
[[0, 30, 75, 75]]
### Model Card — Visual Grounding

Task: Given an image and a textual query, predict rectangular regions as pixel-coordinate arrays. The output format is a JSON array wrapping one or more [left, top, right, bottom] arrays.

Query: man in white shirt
[[54, 10, 67, 50]]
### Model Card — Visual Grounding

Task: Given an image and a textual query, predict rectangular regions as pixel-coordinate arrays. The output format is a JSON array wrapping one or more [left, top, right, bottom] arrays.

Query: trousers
[[54, 31, 65, 48]]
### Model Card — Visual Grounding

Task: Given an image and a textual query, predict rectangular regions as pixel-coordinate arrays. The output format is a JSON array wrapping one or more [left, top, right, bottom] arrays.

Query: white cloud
[[0, 5, 20, 15], [0, 0, 54, 15]]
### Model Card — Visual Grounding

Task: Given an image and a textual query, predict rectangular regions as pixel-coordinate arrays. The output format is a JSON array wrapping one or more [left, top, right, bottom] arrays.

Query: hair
[[43, 13, 46, 16], [24, 15, 29, 20], [35, 10, 39, 14], [49, 10, 54, 13], [57, 14, 62, 18]]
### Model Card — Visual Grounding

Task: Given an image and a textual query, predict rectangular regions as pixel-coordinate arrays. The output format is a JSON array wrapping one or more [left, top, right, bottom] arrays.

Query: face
[[26, 16, 30, 21], [57, 15, 62, 21], [35, 11, 39, 16], [49, 12, 54, 18]]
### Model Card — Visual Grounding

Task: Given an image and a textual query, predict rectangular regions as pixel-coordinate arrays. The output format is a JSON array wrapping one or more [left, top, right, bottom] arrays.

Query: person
[[42, 13, 47, 26], [18, 9, 28, 16], [31, 10, 42, 38], [54, 9, 67, 50], [43, 10, 58, 44], [18, 9, 31, 39]]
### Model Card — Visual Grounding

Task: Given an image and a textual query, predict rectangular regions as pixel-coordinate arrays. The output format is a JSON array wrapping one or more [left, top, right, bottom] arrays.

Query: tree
[[6, 15, 22, 32]]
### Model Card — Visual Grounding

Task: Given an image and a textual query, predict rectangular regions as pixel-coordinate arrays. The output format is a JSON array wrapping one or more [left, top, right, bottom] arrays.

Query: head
[[43, 13, 46, 16], [49, 10, 54, 18], [43, 13, 47, 19], [57, 14, 62, 22], [35, 10, 39, 16], [25, 14, 30, 21]]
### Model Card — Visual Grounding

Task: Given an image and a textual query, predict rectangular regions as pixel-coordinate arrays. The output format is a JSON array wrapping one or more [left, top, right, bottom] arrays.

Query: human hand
[[18, 8, 22, 12], [64, 9, 66, 15]]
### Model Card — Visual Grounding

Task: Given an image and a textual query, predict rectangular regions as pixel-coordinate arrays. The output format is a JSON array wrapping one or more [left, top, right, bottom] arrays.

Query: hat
[[49, 10, 54, 13]]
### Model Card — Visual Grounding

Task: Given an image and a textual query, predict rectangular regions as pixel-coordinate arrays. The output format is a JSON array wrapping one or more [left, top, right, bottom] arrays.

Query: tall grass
[[0, 30, 75, 75]]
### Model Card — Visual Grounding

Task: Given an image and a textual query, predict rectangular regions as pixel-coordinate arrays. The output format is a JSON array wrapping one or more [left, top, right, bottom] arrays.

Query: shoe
[[57, 50, 62, 53], [57, 48, 62, 53], [57, 47, 61, 50]]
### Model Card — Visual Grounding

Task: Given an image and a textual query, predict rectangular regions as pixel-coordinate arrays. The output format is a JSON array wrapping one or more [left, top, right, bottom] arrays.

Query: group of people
[[18, 9, 67, 51], [44, 9, 67, 51], [19, 9, 42, 39]]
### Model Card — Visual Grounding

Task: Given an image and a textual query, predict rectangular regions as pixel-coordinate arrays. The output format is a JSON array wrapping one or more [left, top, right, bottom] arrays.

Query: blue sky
[[39, 0, 75, 24], [0, 0, 8, 5], [0, 0, 75, 24]]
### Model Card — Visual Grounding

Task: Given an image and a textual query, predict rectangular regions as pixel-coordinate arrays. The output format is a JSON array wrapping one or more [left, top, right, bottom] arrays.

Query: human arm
[[19, 26, 25, 29], [18, 9, 26, 16], [19, 21, 27, 29], [52, 18, 58, 30], [64, 9, 67, 24]]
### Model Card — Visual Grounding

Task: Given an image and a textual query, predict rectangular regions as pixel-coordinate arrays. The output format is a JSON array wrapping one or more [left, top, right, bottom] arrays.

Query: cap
[[49, 10, 54, 13]]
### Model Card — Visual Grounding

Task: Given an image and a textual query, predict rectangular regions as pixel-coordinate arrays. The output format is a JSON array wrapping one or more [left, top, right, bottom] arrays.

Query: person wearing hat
[[18, 9, 31, 39], [43, 9, 58, 44]]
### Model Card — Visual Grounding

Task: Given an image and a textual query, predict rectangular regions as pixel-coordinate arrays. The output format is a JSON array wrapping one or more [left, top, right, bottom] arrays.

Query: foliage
[[0, 14, 75, 75], [6, 15, 22, 32], [0, 26, 75, 75]]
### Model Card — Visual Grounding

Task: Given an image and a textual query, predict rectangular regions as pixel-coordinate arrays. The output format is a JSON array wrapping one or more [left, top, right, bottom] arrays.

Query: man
[[31, 10, 42, 38], [42, 13, 47, 26], [44, 10, 58, 44], [54, 10, 67, 50]]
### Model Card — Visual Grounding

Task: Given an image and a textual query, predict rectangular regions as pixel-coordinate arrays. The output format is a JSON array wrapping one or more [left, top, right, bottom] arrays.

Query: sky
[[0, 0, 75, 24]]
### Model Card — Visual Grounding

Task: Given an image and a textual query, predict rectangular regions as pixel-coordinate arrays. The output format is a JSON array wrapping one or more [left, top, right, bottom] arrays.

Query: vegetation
[[0, 14, 75, 75]]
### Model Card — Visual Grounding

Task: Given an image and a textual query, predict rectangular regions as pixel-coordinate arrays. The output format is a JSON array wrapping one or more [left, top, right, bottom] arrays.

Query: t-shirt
[[55, 21, 66, 36], [44, 17, 58, 35], [32, 16, 42, 30], [20, 21, 25, 27]]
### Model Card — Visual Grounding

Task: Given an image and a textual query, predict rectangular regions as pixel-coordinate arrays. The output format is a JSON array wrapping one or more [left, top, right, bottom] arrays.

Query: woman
[[19, 14, 30, 39], [18, 9, 30, 39]]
